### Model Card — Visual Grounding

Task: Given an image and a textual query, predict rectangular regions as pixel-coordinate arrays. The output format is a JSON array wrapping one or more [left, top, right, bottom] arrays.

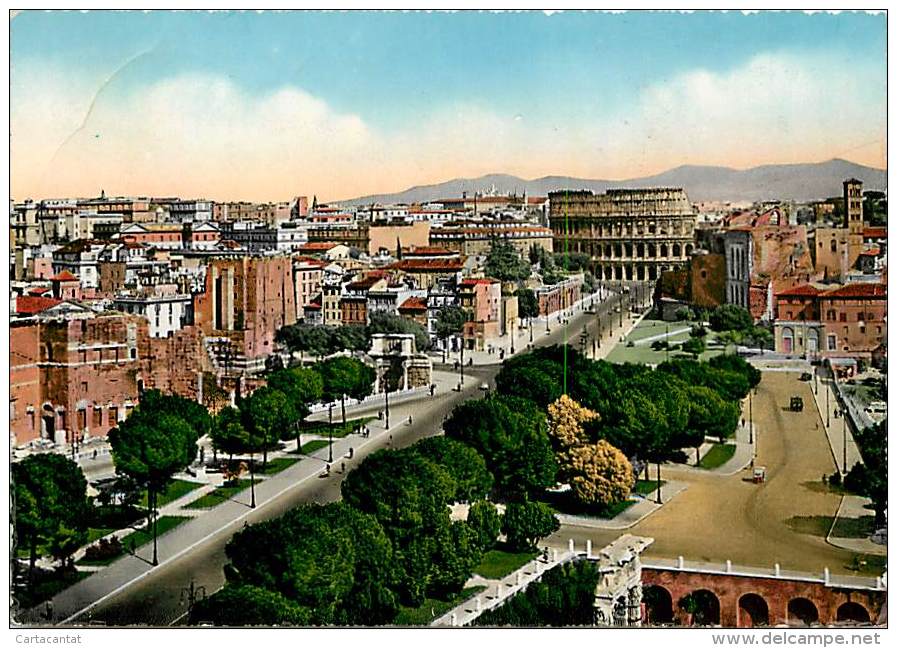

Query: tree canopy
[[13, 454, 90, 572], [434, 305, 470, 340], [515, 288, 540, 319], [501, 501, 559, 551], [709, 304, 754, 333], [485, 239, 531, 282]]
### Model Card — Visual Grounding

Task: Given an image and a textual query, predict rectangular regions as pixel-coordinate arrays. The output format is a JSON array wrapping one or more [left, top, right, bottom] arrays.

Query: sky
[[10, 10, 887, 202]]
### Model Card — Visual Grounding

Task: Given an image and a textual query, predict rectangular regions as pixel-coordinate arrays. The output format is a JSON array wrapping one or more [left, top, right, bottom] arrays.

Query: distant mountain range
[[338, 159, 886, 206]]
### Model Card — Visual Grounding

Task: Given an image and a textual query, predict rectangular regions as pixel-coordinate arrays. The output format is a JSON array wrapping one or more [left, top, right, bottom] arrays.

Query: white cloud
[[10, 50, 885, 201]]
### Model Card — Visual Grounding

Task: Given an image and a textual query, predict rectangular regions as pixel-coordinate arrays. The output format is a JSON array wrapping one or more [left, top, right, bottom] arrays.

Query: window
[[81, 381, 88, 393], [839, 313, 847, 323], [828, 335, 837, 351], [93, 408, 103, 427], [830, 239, 837, 252]]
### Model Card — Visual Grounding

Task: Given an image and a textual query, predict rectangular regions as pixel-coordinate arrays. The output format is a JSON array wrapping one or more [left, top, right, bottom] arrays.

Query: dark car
[[799, 372, 812, 381], [790, 396, 804, 412]]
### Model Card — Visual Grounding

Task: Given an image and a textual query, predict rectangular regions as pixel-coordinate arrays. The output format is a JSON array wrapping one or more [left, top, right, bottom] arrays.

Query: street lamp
[[384, 381, 391, 428], [459, 336, 465, 387], [180, 580, 206, 618], [841, 410, 848, 475], [327, 403, 332, 463], [748, 388, 754, 445], [529, 317, 534, 343]]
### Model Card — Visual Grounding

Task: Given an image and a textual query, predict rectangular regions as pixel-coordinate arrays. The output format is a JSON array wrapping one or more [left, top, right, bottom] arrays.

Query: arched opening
[[738, 593, 769, 627], [836, 602, 870, 624], [643, 585, 674, 625], [648, 265, 657, 280], [41, 404, 55, 441], [787, 598, 819, 626], [781, 326, 794, 354], [680, 589, 720, 626], [685, 243, 694, 256], [672, 243, 682, 257]]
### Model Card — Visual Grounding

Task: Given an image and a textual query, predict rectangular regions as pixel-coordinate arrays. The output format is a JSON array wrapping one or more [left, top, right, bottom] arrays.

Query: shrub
[[83, 536, 123, 562], [501, 501, 559, 551]]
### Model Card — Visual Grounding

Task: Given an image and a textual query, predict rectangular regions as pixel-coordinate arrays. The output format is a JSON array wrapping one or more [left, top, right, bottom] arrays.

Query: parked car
[[790, 396, 804, 412], [799, 372, 812, 381]]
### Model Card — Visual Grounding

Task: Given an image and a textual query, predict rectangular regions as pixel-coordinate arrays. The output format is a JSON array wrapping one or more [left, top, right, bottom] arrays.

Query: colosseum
[[548, 188, 697, 281]]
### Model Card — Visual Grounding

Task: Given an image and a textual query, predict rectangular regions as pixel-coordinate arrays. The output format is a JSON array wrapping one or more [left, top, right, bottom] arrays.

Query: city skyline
[[11, 10, 886, 202]]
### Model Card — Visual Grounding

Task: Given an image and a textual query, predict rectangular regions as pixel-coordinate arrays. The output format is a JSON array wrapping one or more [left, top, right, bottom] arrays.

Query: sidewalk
[[809, 369, 863, 474], [664, 420, 756, 478], [19, 377, 484, 626], [556, 480, 688, 531]]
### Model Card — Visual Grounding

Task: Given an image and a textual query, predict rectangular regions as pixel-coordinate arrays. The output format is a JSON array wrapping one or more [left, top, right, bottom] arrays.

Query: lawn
[[184, 480, 253, 510], [298, 416, 375, 439], [475, 545, 538, 579], [698, 443, 736, 470], [257, 457, 300, 475], [605, 317, 724, 365], [633, 479, 665, 496], [140, 479, 203, 508], [394, 585, 487, 626], [539, 490, 636, 520], [79, 516, 190, 566], [86, 527, 116, 544], [297, 439, 330, 455]]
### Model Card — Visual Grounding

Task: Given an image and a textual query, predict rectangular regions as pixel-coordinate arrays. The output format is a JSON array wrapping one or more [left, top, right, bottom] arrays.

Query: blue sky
[[11, 10, 887, 201]]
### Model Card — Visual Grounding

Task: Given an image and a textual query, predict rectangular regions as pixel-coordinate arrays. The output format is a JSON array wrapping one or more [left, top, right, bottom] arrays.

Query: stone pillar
[[628, 584, 643, 626], [586, 539, 592, 558], [568, 538, 575, 553], [678, 556, 684, 569], [451, 613, 457, 627]]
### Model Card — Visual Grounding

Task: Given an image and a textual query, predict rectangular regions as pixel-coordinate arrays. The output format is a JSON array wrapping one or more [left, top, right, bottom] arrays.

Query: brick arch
[[836, 601, 871, 624], [737, 593, 769, 627], [643, 585, 674, 625], [787, 597, 819, 626], [679, 589, 721, 626]]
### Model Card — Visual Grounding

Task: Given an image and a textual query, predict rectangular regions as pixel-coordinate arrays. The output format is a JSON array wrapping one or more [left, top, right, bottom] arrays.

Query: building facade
[[548, 188, 697, 282]]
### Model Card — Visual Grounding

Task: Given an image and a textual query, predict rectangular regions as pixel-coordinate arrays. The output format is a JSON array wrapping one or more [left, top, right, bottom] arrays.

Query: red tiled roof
[[26, 286, 51, 296], [16, 295, 62, 315], [304, 302, 322, 310], [388, 259, 464, 271], [50, 270, 78, 282], [402, 246, 456, 256], [863, 227, 887, 239], [823, 283, 886, 299], [398, 296, 428, 311], [859, 248, 880, 257], [299, 242, 341, 251], [776, 284, 820, 297], [459, 278, 498, 286]]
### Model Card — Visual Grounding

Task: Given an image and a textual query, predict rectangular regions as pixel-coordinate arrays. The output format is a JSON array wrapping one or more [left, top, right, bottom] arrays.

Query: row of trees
[[194, 434, 561, 625], [485, 346, 756, 497], [844, 419, 887, 526], [276, 312, 430, 358]]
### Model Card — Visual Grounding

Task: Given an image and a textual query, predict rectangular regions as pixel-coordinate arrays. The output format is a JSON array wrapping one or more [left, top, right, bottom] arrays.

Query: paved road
[[544, 372, 878, 577], [63, 289, 632, 627]]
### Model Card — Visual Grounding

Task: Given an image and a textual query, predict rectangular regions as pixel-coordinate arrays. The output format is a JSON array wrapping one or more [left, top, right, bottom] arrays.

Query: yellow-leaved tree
[[547, 394, 634, 507]]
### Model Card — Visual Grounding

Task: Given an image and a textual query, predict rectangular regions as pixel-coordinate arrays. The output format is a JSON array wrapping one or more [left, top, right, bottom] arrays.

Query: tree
[[554, 252, 591, 272], [315, 356, 376, 425], [224, 502, 395, 625], [501, 501, 559, 552], [414, 436, 494, 503], [139, 389, 212, 440], [109, 409, 198, 565], [709, 353, 761, 389], [681, 335, 705, 358], [687, 385, 740, 448], [13, 454, 90, 580], [466, 500, 501, 551], [368, 311, 430, 352], [675, 306, 696, 321], [563, 441, 635, 508], [191, 584, 312, 626], [547, 394, 599, 449], [485, 239, 531, 282], [516, 288, 540, 319], [444, 395, 558, 499], [211, 406, 250, 462], [434, 305, 470, 342], [241, 386, 293, 468], [709, 304, 754, 333], [266, 367, 324, 447]]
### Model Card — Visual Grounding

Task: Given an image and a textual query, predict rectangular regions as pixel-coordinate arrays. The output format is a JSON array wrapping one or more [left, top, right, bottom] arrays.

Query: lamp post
[[529, 317, 534, 343], [180, 580, 206, 618], [826, 369, 831, 427], [459, 337, 465, 387], [841, 411, 848, 475], [749, 388, 754, 445], [249, 446, 256, 509], [665, 324, 670, 363], [384, 381, 391, 428], [327, 403, 332, 463]]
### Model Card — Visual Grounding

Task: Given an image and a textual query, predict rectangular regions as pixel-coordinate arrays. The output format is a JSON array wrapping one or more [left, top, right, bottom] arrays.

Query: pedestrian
[[408, 415, 413, 426], [388, 435, 393, 446], [378, 410, 383, 421], [92, 449, 98, 460], [341, 462, 346, 473]]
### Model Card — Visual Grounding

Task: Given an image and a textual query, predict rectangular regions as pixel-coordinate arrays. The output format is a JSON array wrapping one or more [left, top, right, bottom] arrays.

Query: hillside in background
[[338, 159, 886, 206]]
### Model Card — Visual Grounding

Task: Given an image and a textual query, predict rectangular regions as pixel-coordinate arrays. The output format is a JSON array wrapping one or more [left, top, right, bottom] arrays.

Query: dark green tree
[[708, 353, 761, 389], [109, 409, 199, 565], [434, 305, 470, 342], [466, 500, 502, 551], [266, 367, 324, 447], [315, 356, 376, 425], [444, 395, 558, 499], [13, 454, 90, 579], [709, 304, 754, 333], [191, 584, 312, 626], [515, 288, 540, 319], [210, 406, 250, 462], [241, 386, 293, 467], [501, 501, 559, 552], [414, 436, 494, 503], [485, 239, 531, 282]]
